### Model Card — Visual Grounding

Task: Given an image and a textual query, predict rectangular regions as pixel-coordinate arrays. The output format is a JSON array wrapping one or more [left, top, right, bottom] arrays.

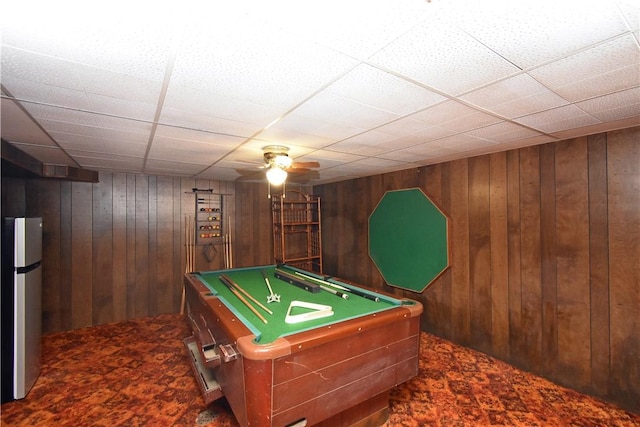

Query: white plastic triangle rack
[[285, 301, 333, 324]]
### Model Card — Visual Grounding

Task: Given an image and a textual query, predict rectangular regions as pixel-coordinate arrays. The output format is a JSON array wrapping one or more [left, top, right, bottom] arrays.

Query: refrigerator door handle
[[16, 262, 41, 275]]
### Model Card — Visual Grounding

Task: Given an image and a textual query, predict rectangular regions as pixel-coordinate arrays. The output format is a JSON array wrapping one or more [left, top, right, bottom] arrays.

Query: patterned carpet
[[1, 314, 638, 426]]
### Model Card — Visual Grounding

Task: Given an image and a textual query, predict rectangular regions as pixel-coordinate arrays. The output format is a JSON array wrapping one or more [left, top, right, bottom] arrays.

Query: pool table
[[183, 264, 422, 427]]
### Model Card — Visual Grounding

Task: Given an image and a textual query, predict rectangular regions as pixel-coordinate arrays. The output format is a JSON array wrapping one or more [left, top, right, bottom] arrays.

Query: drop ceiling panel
[[550, 117, 640, 141], [67, 152, 145, 172], [334, 156, 407, 173], [297, 150, 365, 168], [460, 74, 569, 119], [1, 48, 85, 93], [332, 105, 399, 129], [51, 133, 148, 158], [2, 76, 94, 112], [428, 133, 497, 152], [529, 34, 640, 102], [490, 134, 559, 153], [465, 121, 545, 143], [1, 3, 174, 82], [144, 159, 209, 176], [287, 91, 395, 129], [153, 125, 245, 146], [278, 90, 363, 128], [327, 142, 390, 157], [576, 87, 640, 122], [312, 122, 369, 141], [373, 117, 454, 139], [158, 107, 262, 136], [41, 120, 150, 145], [15, 103, 153, 136], [328, 131, 400, 155], [409, 100, 503, 132], [269, 0, 428, 60], [161, 85, 282, 128], [372, 131, 450, 152], [1, 48, 164, 108], [171, 22, 358, 109], [380, 144, 459, 162], [212, 159, 261, 173], [147, 140, 225, 165], [2, 77, 158, 123], [615, 0, 640, 31], [447, 0, 631, 69], [369, 20, 521, 95], [195, 166, 242, 181], [326, 64, 447, 115], [515, 105, 601, 134], [148, 134, 243, 165]]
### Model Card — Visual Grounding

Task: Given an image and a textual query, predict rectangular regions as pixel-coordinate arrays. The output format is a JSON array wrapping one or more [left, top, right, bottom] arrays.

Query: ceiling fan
[[262, 145, 320, 185], [235, 145, 320, 183], [254, 145, 320, 198]]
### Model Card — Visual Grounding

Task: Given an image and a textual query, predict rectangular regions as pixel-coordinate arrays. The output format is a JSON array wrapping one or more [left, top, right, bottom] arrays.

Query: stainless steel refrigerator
[[1, 217, 42, 403]]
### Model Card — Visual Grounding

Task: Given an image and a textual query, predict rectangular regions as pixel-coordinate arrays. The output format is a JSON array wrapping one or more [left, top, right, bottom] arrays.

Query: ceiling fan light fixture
[[266, 166, 287, 185], [274, 154, 293, 169]]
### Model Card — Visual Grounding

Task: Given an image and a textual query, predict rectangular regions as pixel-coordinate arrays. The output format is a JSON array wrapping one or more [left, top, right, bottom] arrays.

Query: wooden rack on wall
[[272, 190, 322, 273], [186, 189, 234, 271]]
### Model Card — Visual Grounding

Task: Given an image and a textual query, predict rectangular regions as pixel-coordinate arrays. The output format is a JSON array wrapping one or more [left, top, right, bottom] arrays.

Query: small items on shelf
[[193, 189, 223, 245]]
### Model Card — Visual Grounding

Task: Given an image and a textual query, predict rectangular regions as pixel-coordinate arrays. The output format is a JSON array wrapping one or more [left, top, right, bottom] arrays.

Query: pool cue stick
[[189, 215, 195, 272], [226, 234, 230, 269], [284, 270, 347, 299], [220, 274, 273, 315], [223, 235, 227, 268], [319, 283, 349, 299], [219, 277, 268, 324], [188, 215, 192, 272], [190, 216, 195, 267], [293, 271, 348, 291], [293, 270, 380, 302], [180, 216, 187, 314], [181, 214, 194, 314], [228, 216, 233, 268]]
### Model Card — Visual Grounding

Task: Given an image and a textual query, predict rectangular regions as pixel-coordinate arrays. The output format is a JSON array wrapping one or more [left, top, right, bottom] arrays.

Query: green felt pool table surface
[[194, 264, 407, 344]]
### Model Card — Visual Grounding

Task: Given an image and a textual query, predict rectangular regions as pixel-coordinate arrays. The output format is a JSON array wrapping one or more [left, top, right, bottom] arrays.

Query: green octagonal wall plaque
[[369, 188, 449, 293]]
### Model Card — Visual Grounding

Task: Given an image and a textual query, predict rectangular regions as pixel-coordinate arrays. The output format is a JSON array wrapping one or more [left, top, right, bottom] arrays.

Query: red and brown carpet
[[1, 314, 638, 426]]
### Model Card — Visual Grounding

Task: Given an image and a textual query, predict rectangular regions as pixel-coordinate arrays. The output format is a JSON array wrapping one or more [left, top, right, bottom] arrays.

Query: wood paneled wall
[[315, 126, 639, 413], [2, 127, 637, 412], [16, 175, 273, 333]]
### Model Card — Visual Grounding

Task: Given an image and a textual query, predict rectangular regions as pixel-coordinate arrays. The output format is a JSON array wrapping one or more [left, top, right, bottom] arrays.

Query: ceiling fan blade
[[289, 161, 320, 169], [287, 167, 311, 174]]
